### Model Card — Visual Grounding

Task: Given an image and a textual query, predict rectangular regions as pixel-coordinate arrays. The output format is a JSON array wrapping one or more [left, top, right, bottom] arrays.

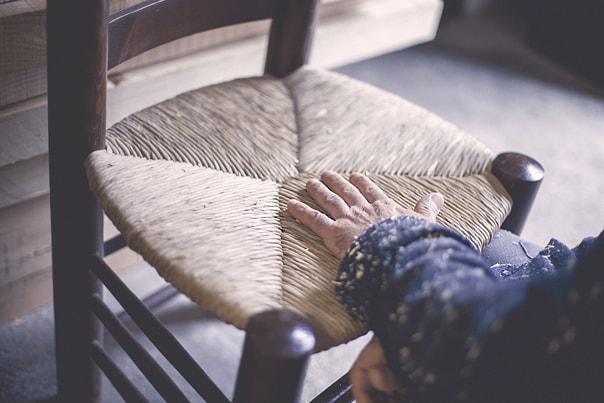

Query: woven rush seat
[[86, 66, 511, 351]]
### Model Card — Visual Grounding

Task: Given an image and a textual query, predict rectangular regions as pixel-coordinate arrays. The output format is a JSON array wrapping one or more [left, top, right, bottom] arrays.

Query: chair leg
[[233, 309, 316, 403], [51, 208, 105, 402], [309, 371, 353, 403], [492, 152, 545, 235]]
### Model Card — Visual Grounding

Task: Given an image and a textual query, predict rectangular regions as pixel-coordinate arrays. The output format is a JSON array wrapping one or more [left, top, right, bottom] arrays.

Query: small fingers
[[287, 199, 334, 238], [367, 365, 404, 396], [320, 171, 368, 207], [414, 193, 444, 222], [349, 172, 389, 203], [306, 178, 349, 219]]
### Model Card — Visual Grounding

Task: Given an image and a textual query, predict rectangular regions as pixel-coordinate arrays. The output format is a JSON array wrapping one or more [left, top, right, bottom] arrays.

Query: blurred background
[[1, 0, 603, 401], [339, 0, 604, 249]]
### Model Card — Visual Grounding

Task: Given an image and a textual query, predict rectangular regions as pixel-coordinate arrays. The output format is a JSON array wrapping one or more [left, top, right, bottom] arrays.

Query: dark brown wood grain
[[492, 152, 545, 235], [265, 0, 320, 77], [47, 0, 107, 400], [234, 310, 316, 403], [108, 0, 274, 69]]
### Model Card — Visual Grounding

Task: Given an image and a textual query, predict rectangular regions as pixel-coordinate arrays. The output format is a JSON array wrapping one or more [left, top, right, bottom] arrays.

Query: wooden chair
[[46, 0, 544, 401]]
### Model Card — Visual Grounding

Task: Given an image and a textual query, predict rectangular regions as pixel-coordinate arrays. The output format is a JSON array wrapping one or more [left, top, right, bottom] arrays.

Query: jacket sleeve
[[335, 216, 600, 402]]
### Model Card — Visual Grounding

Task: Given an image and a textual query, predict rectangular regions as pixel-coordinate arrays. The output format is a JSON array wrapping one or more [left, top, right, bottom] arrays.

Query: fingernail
[[429, 193, 444, 210]]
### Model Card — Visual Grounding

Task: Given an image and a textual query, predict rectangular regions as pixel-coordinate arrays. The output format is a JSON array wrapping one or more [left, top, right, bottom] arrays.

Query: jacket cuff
[[335, 215, 470, 322]]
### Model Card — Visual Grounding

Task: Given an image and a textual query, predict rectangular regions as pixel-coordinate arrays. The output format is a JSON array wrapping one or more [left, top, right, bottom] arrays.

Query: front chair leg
[[233, 309, 316, 403], [492, 152, 545, 235]]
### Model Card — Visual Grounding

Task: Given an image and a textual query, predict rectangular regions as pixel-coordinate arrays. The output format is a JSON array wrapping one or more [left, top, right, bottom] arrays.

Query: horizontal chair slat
[[89, 255, 230, 402], [91, 293, 189, 402], [90, 340, 150, 403]]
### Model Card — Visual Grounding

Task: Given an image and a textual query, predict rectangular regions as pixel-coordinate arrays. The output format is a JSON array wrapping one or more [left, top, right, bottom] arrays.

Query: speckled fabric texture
[[336, 216, 604, 402]]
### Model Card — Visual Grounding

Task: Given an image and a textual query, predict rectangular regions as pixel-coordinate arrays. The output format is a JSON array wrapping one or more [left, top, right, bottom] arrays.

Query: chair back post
[[47, 0, 108, 401], [492, 152, 545, 235], [265, 0, 321, 77], [233, 310, 316, 403]]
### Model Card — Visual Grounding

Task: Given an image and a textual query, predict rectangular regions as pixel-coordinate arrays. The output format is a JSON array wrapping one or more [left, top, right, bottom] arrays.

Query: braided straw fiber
[[86, 66, 511, 351]]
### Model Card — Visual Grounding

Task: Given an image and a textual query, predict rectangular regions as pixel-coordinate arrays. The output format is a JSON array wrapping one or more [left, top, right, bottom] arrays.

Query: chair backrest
[[109, 0, 320, 74], [48, 0, 320, 157]]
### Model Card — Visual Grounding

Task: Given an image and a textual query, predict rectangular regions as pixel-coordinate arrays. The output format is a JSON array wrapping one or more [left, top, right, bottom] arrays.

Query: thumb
[[414, 193, 444, 222]]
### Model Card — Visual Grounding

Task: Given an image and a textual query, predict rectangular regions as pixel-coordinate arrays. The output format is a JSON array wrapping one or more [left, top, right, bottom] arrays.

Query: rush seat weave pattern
[[86, 66, 511, 350]]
